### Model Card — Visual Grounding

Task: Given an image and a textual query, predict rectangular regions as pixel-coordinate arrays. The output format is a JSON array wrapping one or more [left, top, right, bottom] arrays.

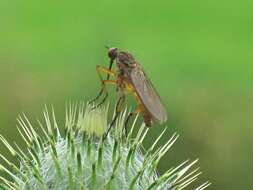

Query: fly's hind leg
[[89, 65, 116, 108], [124, 106, 152, 138], [122, 85, 144, 136], [124, 104, 143, 137], [123, 84, 153, 137]]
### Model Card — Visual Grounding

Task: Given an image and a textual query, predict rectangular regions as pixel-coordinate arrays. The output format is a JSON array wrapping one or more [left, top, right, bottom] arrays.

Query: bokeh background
[[1, 0, 253, 189]]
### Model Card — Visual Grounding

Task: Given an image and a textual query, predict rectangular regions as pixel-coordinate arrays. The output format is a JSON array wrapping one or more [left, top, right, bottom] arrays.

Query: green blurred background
[[1, 0, 253, 189]]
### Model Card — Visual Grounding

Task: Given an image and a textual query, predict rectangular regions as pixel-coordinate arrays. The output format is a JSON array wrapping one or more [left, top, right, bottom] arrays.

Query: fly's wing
[[127, 63, 168, 123]]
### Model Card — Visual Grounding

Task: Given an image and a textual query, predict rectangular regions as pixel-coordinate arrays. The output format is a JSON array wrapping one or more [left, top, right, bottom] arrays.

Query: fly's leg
[[91, 80, 116, 110], [122, 85, 150, 137], [89, 65, 116, 107], [124, 104, 143, 137], [124, 107, 151, 138], [88, 88, 104, 105], [89, 65, 116, 104], [104, 96, 125, 138]]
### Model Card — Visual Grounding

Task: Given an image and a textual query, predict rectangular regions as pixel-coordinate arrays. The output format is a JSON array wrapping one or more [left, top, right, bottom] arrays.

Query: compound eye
[[108, 47, 118, 60]]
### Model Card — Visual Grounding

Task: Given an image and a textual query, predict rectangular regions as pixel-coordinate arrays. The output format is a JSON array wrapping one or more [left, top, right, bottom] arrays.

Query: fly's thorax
[[116, 61, 132, 82], [116, 51, 136, 68]]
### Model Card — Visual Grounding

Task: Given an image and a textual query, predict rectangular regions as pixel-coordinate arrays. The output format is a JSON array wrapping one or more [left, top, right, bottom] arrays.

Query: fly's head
[[107, 47, 136, 71], [107, 47, 119, 62]]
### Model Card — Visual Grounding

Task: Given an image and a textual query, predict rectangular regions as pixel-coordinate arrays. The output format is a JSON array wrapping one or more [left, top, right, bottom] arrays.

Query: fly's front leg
[[89, 65, 116, 107], [92, 80, 116, 109]]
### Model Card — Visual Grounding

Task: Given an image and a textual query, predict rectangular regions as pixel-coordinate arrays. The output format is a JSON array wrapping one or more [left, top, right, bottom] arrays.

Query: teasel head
[[0, 102, 210, 190]]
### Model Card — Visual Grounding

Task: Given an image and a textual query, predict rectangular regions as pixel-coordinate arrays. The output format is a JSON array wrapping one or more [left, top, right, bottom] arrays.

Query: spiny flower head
[[0, 103, 210, 190]]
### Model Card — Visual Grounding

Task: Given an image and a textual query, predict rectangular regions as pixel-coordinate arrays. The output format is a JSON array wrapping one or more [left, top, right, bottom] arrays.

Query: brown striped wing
[[127, 64, 168, 123]]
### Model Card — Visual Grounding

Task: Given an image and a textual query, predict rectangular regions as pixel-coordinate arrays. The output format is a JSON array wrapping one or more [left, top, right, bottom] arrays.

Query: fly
[[89, 47, 168, 137]]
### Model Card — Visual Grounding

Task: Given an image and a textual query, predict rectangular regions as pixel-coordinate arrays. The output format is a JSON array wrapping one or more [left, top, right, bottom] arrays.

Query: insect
[[89, 47, 168, 136]]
